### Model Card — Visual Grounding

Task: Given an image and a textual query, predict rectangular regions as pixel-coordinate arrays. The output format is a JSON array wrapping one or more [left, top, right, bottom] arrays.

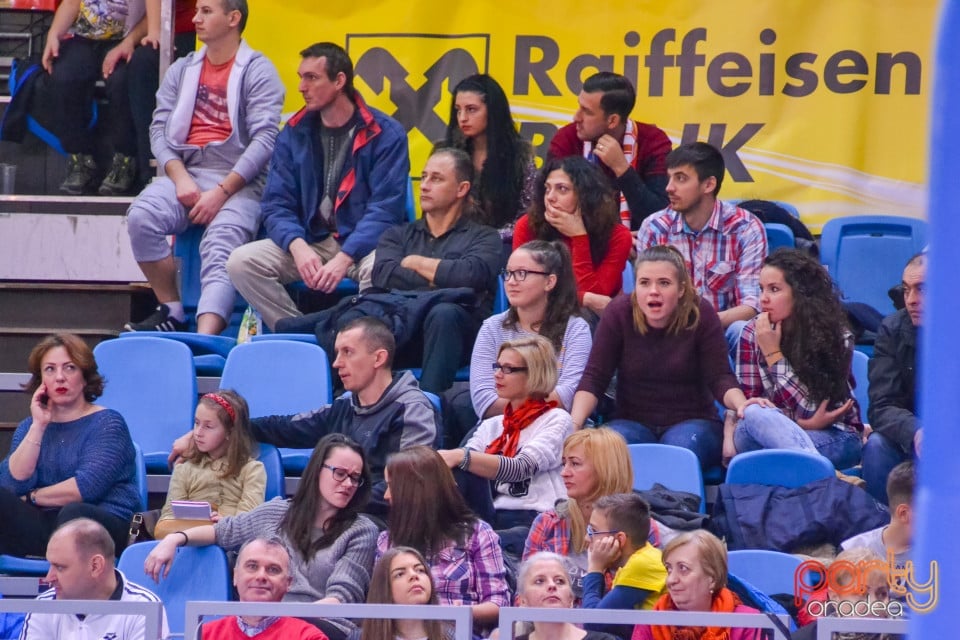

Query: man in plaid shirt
[[636, 142, 767, 349]]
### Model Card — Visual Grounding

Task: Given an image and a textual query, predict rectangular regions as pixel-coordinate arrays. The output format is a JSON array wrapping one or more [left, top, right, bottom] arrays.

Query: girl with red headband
[[154, 389, 265, 539]]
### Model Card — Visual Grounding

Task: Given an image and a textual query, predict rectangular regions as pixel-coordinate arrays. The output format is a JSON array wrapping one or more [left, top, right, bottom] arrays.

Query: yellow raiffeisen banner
[[246, 0, 938, 229]]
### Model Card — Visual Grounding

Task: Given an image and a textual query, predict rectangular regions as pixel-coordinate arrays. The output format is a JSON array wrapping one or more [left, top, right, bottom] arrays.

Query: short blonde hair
[[662, 529, 728, 593], [498, 335, 558, 399]]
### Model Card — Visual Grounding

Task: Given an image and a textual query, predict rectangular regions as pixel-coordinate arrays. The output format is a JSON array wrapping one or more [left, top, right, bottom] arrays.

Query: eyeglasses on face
[[492, 362, 528, 375], [586, 524, 618, 538], [500, 268, 551, 282], [322, 464, 365, 487]]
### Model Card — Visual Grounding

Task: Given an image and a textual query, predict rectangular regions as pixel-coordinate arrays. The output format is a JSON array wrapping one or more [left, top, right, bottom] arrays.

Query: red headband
[[203, 393, 236, 421]]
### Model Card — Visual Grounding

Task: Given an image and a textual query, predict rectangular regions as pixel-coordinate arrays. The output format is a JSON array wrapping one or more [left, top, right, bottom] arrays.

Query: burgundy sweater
[[577, 296, 738, 427]]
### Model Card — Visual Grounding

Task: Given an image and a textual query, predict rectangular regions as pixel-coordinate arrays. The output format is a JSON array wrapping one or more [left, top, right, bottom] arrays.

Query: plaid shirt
[[376, 522, 510, 608], [736, 320, 863, 432], [636, 200, 767, 313]]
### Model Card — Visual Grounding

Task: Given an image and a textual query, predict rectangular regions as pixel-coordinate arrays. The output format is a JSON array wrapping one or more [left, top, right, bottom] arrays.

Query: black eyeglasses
[[586, 524, 618, 538], [492, 363, 528, 375], [322, 464, 365, 487], [500, 268, 551, 282]]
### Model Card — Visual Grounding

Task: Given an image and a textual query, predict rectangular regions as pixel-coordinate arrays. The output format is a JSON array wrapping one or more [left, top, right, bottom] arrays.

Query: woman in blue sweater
[[0, 334, 139, 556]]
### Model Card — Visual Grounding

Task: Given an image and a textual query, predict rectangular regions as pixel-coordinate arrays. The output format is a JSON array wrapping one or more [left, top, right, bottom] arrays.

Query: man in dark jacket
[[371, 147, 502, 393], [862, 253, 924, 504], [227, 42, 410, 331], [170, 317, 437, 513]]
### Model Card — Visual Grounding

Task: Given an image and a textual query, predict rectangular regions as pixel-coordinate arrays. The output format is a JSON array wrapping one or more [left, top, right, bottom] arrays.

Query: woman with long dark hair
[[444, 73, 536, 243], [144, 433, 378, 639], [353, 546, 451, 640], [379, 446, 509, 632], [513, 156, 633, 319], [728, 249, 863, 468], [570, 245, 769, 469]]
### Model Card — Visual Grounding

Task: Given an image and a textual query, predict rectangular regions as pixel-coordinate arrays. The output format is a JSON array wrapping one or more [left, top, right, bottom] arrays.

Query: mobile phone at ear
[[39, 393, 49, 406]]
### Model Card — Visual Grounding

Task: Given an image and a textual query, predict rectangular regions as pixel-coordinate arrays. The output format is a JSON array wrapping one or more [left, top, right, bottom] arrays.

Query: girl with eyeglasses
[[439, 335, 573, 530], [513, 156, 633, 321], [378, 446, 509, 634], [144, 433, 378, 640]]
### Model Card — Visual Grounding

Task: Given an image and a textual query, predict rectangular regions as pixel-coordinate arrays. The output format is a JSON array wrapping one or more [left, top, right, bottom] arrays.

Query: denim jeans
[[734, 404, 862, 469], [725, 319, 748, 357], [862, 432, 910, 504], [604, 418, 723, 469]]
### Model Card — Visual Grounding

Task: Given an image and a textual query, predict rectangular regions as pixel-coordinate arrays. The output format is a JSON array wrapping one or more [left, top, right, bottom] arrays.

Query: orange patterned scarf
[[649, 587, 742, 640], [485, 397, 557, 458]]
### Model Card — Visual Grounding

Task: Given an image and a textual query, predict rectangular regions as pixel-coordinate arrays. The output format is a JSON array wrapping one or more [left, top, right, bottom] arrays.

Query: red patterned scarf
[[485, 398, 557, 458]]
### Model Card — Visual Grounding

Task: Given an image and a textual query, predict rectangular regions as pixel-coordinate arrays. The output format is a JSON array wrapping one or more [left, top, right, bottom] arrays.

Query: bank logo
[[348, 34, 489, 143]]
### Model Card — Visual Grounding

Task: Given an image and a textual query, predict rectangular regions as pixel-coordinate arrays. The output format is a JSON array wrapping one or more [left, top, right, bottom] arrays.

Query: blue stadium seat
[[728, 549, 802, 597], [118, 331, 236, 376], [725, 450, 835, 487], [94, 337, 197, 474], [764, 223, 796, 251], [628, 444, 706, 513], [622, 260, 635, 294], [256, 443, 286, 500], [117, 541, 231, 636], [851, 350, 870, 422], [219, 341, 332, 476], [820, 215, 927, 315]]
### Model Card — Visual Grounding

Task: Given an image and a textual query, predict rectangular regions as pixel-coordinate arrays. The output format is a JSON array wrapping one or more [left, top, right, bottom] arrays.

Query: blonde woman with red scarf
[[632, 530, 763, 640], [439, 335, 572, 530]]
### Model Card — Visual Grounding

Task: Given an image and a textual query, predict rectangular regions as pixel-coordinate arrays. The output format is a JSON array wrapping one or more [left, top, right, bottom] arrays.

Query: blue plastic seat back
[[728, 549, 802, 597], [628, 444, 706, 513], [117, 541, 231, 636], [133, 442, 148, 511], [725, 450, 836, 487], [851, 350, 870, 422], [220, 341, 332, 478], [764, 223, 796, 251], [220, 340, 332, 414], [622, 260, 635, 294], [820, 215, 928, 316], [93, 337, 197, 473], [256, 443, 286, 500]]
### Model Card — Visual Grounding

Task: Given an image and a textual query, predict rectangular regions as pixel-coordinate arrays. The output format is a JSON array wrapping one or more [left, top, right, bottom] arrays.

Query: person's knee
[[424, 303, 465, 332], [226, 243, 254, 280]]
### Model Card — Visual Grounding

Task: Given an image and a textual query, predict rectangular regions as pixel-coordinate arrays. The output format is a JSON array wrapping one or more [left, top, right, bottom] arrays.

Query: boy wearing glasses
[[582, 493, 667, 637]]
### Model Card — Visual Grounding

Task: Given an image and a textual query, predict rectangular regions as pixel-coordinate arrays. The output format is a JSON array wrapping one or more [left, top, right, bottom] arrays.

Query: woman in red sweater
[[513, 156, 633, 322]]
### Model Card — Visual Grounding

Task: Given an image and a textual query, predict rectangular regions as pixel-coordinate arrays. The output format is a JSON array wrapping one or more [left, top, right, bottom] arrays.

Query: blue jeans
[[862, 432, 909, 504], [734, 404, 862, 469], [726, 320, 748, 357], [604, 418, 722, 469]]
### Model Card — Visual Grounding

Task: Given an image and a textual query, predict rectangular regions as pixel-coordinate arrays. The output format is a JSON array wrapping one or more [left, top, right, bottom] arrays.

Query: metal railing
[[183, 601, 473, 640], [0, 597, 164, 639], [498, 606, 792, 639]]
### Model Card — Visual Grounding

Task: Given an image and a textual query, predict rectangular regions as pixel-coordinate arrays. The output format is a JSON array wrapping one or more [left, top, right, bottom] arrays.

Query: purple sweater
[[577, 296, 737, 428]]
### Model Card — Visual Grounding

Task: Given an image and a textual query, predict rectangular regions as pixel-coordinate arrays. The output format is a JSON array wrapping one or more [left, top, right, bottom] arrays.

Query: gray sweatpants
[[127, 167, 262, 322]]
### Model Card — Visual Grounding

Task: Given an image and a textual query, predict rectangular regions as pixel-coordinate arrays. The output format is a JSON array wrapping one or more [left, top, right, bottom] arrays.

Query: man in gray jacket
[[125, 0, 284, 335], [169, 317, 438, 514]]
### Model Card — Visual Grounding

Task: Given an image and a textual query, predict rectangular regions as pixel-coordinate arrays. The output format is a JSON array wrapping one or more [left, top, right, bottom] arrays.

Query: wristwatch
[[29, 490, 38, 505]]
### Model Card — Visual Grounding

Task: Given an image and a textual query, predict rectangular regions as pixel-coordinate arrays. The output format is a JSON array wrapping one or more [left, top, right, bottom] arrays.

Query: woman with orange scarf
[[632, 530, 764, 640], [439, 335, 573, 530]]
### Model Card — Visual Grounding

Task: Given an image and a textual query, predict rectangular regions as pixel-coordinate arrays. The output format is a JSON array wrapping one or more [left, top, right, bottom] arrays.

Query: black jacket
[[867, 309, 918, 454]]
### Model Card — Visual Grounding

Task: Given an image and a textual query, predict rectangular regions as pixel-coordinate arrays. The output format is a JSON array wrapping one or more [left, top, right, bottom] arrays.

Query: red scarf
[[485, 397, 557, 458], [649, 587, 742, 640]]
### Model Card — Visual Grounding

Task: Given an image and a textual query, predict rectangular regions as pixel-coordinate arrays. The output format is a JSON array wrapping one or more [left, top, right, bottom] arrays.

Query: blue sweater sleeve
[[581, 571, 652, 634], [0, 417, 38, 494]]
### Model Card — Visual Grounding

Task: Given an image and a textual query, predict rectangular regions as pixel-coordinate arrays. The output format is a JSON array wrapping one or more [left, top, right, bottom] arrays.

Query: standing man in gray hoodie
[[125, 0, 284, 335]]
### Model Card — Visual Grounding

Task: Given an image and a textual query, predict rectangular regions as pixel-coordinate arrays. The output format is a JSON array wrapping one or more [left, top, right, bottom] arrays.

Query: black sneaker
[[124, 304, 188, 332], [60, 153, 97, 195], [98, 153, 137, 196]]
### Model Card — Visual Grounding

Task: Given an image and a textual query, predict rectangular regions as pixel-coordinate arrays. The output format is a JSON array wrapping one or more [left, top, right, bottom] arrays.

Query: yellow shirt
[[613, 543, 667, 609]]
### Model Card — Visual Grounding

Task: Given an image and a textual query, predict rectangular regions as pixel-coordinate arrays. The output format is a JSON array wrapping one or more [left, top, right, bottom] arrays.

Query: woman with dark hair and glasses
[[439, 335, 572, 530], [144, 433, 378, 640], [513, 156, 633, 320]]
